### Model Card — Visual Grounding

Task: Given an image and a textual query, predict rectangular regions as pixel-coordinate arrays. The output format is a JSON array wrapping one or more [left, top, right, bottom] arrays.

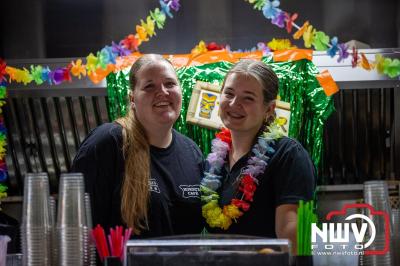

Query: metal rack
[[312, 48, 400, 184], [3, 49, 400, 194]]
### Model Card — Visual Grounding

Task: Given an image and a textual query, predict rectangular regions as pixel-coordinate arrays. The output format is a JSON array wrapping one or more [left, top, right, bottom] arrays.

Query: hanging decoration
[[267, 38, 296, 51], [106, 52, 335, 184], [2, 0, 399, 88], [191, 38, 296, 56], [244, 0, 400, 79], [316, 69, 339, 97], [0, 58, 7, 202], [0, 0, 181, 191], [0, 0, 181, 86]]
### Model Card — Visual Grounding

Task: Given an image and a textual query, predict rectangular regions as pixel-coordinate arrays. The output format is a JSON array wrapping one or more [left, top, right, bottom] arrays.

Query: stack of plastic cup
[[391, 209, 400, 266], [362, 180, 393, 266], [395, 184, 400, 265], [0, 235, 11, 266], [21, 173, 52, 266], [57, 173, 87, 266], [49, 196, 58, 266], [84, 193, 96, 266], [5, 254, 22, 266]]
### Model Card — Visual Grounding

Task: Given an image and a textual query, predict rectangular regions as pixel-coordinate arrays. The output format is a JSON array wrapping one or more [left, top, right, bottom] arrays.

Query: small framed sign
[[275, 100, 291, 136], [186, 81, 223, 130], [186, 81, 291, 134]]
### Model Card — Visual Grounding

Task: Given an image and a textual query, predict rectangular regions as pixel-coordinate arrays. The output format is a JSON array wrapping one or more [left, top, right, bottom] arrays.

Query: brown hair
[[116, 54, 173, 234], [222, 59, 279, 125]]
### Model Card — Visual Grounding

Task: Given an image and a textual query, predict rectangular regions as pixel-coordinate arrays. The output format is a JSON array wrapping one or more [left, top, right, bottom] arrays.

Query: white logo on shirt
[[149, 178, 160, 193], [179, 185, 200, 198]]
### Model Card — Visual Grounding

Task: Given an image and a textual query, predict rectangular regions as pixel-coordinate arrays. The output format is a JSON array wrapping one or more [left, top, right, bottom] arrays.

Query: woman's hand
[[275, 204, 298, 255]]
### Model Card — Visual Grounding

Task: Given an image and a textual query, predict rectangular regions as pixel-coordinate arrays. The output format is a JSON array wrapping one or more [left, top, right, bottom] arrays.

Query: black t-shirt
[[208, 137, 316, 237], [71, 122, 204, 237]]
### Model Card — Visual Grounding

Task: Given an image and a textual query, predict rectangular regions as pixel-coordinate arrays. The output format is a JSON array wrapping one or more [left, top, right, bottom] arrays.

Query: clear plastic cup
[[84, 193, 96, 266], [57, 173, 87, 266], [21, 173, 52, 266], [57, 173, 86, 227], [363, 180, 393, 235], [22, 173, 51, 227], [0, 235, 11, 266]]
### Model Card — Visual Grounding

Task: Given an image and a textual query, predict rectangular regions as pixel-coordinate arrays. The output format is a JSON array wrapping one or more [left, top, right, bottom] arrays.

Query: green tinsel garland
[[105, 56, 335, 184]]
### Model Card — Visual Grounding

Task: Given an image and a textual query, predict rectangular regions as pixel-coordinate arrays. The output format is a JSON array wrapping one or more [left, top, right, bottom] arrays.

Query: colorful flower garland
[[0, 1, 181, 193], [2, 0, 399, 86], [0, 0, 181, 86], [191, 38, 296, 56], [0, 75, 8, 205], [192, 1, 400, 79], [245, 0, 400, 79], [201, 121, 284, 230]]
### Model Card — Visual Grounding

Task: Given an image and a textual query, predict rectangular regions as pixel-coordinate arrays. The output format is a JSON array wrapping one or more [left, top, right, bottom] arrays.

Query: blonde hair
[[116, 54, 173, 234], [222, 59, 279, 125]]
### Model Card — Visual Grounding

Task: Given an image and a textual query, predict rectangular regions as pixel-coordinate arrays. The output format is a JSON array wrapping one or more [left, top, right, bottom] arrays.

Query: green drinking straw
[[297, 200, 318, 255]]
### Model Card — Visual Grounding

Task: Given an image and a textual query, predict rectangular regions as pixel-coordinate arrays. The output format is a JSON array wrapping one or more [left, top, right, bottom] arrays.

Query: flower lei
[[200, 121, 284, 230]]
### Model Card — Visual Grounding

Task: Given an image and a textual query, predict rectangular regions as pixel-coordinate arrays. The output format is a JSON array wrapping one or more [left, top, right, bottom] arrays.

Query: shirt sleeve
[[274, 139, 316, 206], [71, 124, 121, 229]]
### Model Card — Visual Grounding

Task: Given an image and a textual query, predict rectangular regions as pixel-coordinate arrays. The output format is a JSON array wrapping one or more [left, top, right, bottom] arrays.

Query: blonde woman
[[72, 54, 204, 236], [201, 59, 315, 254]]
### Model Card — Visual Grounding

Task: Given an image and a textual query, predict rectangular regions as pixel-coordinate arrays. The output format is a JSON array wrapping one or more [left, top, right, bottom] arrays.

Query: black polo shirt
[[72, 122, 204, 237], [208, 137, 316, 237]]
